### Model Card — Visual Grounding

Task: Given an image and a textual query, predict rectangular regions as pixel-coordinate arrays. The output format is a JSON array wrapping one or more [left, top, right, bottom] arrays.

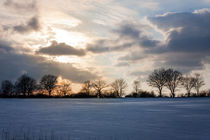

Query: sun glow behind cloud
[[52, 28, 90, 48], [54, 56, 82, 63], [39, 9, 92, 49]]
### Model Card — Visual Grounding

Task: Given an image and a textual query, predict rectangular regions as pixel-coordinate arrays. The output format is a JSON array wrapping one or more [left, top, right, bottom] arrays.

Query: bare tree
[[181, 76, 196, 97], [92, 79, 107, 98], [133, 80, 141, 94], [36, 84, 45, 95], [147, 68, 167, 97], [15, 74, 37, 96], [60, 81, 71, 96], [1, 80, 14, 96], [194, 74, 205, 95], [165, 69, 182, 98], [40, 74, 57, 96], [111, 78, 128, 97], [80, 80, 92, 96]]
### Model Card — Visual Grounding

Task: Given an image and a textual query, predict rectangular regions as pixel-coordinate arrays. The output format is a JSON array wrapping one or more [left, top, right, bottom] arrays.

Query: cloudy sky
[[1, 0, 210, 92]]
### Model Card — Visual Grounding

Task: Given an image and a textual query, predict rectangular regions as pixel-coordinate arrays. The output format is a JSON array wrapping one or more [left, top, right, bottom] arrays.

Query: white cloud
[[193, 8, 210, 14]]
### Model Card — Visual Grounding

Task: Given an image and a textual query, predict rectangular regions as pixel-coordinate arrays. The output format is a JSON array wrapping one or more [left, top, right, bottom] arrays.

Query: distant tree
[[133, 80, 141, 94], [60, 80, 71, 96], [92, 80, 108, 98], [1, 80, 14, 96], [40, 74, 57, 96], [194, 74, 205, 95], [36, 84, 44, 95], [80, 80, 92, 96], [181, 76, 196, 97], [147, 68, 167, 97], [111, 78, 128, 97], [15, 74, 37, 96], [165, 69, 182, 98]]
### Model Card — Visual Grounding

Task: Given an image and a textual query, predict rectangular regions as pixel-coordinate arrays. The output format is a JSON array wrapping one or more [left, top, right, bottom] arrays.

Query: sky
[[0, 0, 210, 93]]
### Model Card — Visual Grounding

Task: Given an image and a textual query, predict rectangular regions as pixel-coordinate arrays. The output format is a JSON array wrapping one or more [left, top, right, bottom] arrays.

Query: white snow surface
[[0, 98, 210, 140]]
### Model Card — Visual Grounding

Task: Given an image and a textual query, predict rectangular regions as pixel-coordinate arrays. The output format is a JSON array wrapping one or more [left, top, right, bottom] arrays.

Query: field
[[0, 98, 210, 140]]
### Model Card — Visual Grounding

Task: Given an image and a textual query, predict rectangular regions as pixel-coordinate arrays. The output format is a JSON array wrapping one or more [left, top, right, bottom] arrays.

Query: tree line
[[0, 68, 209, 98], [0, 74, 129, 98], [147, 68, 206, 97]]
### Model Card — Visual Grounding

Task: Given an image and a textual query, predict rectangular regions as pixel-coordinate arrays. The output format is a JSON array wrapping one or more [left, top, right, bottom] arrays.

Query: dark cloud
[[13, 16, 40, 33], [2, 0, 40, 33], [87, 10, 210, 73], [144, 10, 210, 72], [87, 40, 134, 53], [158, 53, 205, 73], [166, 28, 210, 53], [114, 23, 160, 48], [86, 40, 110, 53], [112, 10, 210, 73], [37, 41, 86, 56], [140, 37, 160, 48], [113, 24, 141, 39], [4, 0, 37, 11], [86, 23, 157, 54], [148, 10, 210, 53], [149, 11, 210, 32], [0, 40, 13, 53], [0, 41, 98, 83]]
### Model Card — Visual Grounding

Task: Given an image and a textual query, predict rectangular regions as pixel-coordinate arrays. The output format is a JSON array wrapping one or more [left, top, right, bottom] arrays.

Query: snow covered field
[[0, 98, 210, 140]]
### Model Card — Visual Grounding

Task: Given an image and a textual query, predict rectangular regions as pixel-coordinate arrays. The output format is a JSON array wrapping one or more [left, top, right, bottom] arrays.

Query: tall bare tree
[[40, 74, 57, 96], [165, 69, 182, 98], [111, 78, 128, 97], [1, 80, 14, 96], [147, 68, 167, 97], [60, 81, 71, 96], [181, 76, 196, 97], [92, 80, 107, 98], [133, 80, 141, 94], [80, 80, 92, 96], [15, 74, 37, 96], [194, 74, 205, 95]]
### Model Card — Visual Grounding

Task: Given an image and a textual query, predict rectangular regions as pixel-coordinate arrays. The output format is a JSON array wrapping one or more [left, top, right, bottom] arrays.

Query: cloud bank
[[0, 40, 98, 83], [38, 41, 86, 56], [13, 16, 40, 33], [92, 9, 210, 74]]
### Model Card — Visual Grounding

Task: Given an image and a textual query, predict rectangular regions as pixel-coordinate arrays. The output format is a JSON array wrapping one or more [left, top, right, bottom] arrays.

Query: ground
[[0, 98, 210, 140]]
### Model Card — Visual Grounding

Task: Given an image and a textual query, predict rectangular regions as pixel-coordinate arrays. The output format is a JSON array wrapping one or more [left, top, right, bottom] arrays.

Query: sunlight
[[54, 56, 82, 63], [52, 28, 90, 48], [56, 76, 71, 85]]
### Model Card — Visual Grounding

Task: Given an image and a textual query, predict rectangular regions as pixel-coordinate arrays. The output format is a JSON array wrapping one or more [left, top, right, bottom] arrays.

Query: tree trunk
[[49, 89, 52, 96], [172, 92, 175, 98], [97, 90, 101, 98], [119, 89, 122, 97], [27, 91, 31, 96], [115, 91, 119, 98], [187, 92, 190, 97], [158, 88, 162, 97]]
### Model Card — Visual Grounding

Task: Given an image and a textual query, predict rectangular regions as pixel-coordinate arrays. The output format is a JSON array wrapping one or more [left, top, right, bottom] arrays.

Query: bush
[[126, 91, 156, 98]]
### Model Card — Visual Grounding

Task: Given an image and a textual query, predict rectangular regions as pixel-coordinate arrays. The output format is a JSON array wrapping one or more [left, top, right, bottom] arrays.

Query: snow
[[0, 98, 210, 140]]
